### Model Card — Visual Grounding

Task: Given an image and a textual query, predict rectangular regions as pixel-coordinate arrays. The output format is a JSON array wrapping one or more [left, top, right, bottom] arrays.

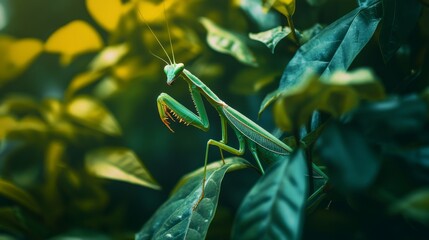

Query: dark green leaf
[[136, 158, 251, 240], [249, 26, 293, 53], [315, 121, 380, 192], [276, 2, 381, 92], [231, 150, 308, 240], [347, 95, 429, 146], [0, 207, 29, 236], [305, 0, 328, 7], [298, 23, 324, 45], [379, 0, 421, 62]]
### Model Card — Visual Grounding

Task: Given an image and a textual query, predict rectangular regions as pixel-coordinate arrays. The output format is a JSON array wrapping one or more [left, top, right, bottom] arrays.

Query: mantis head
[[164, 63, 184, 85]]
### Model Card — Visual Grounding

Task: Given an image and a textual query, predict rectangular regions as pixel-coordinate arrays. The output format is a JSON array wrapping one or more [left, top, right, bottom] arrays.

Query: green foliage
[[136, 158, 251, 239], [0, 0, 428, 239], [231, 150, 307, 240]]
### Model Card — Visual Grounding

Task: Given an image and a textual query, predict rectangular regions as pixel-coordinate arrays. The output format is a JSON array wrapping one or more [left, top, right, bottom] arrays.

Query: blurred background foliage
[[0, 0, 428, 239]]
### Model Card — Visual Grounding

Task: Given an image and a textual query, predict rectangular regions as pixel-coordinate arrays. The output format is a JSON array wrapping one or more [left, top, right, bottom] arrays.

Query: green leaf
[[314, 121, 380, 192], [258, 89, 282, 117], [200, 17, 258, 67], [249, 26, 293, 53], [298, 23, 324, 45], [231, 150, 308, 240], [136, 158, 251, 240], [0, 179, 42, 215], [0, 207, 29, 236], [274, 2, 381, 96], [85, 147, 160, 190], [229, 68, 281, 94], [379, 0, 421, 62], [65, 95, 121, 136], [347, 95, 429, 146], [273, 68, 385, 131], [390, 188, 429, 225]]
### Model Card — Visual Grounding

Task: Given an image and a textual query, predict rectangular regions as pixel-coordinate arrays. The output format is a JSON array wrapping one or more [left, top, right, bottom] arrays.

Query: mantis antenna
[[149, 50, 169, 65], [163, 4, 176, 64], [137, 8, 172, 64]]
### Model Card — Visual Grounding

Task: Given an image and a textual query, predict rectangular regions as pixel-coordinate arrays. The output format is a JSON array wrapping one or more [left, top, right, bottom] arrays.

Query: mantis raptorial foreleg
[[157, 85, 209, 132]]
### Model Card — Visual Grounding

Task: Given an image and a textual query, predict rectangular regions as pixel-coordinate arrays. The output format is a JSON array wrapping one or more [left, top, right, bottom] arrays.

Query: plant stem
[[286, 15, 300, 46]]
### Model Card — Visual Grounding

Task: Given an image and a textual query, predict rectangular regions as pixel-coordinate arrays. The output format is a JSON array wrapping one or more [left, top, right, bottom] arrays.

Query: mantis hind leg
[[249, 141, 265, 174], [193, 126, 246, 210]]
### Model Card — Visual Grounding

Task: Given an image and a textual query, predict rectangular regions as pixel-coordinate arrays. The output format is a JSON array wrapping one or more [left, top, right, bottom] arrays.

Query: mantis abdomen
[[222, 106, 292, 155]]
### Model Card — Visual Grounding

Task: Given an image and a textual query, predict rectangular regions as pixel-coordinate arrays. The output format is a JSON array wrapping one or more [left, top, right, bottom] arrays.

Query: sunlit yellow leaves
[[200, 17, 257, 67], [263, 0, 296, 17], [273, 69, 385, 131], [66, 71, 104, 100], [0, 179, 42, 215], [90, 44, 129, 70], [86, 0, 124, 32], [45, 20, 103, 65], [85, 147, 161, 190], [0, 115, 47, 142], [66, 96, 121, 136], [136, 0, 177, 23], [0, 36, 43, 83]]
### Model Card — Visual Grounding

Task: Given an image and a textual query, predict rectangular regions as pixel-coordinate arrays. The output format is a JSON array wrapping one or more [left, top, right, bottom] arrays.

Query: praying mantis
[[143, 12, 293, 207]]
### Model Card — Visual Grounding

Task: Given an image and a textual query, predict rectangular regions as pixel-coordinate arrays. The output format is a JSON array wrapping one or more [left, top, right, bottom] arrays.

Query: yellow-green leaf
[[0, 179, 42, 215], [85, 147, 161, 190], [65, 95, 121, 136], [66, 71, 104, 100], [200, 17, 258, 67], [0, 95, 40, 115], [44, 20, 103, 65], [263, 0, 296, 17], [273, 69, 385, 131], [390, 188, 429, 225], [0, 36, 43, 83], [86, 0, 124, 32], [0, 115, 47, 141], [89, 43, 129, 71]]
